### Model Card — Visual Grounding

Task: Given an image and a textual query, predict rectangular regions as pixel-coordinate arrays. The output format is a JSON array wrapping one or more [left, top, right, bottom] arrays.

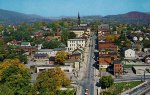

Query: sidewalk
[[76, 38, 91, 95], [78, 38, 90, 80]]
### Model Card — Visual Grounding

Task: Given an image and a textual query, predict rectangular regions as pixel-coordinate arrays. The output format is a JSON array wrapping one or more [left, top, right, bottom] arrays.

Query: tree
[[0, 84, 14, 95], [57, 89, 74, 95], [0, 59, 31, 94], [143, 40, 150, 47], [61, 29, 69, 44], [68, 32, 76, 39], [99, 76, 114, 89], [56, 51, 68, 65], [34, 67, 71, 95], [105, 35, 116, 42], [42, 39, 62, 49]]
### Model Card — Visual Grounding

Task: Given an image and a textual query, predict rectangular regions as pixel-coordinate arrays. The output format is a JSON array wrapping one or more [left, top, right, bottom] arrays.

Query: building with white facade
[[124, 49, 136, 59], [67, 39, 86, 52], [36, 48, 66, 57], [36, 65, 73, 73]]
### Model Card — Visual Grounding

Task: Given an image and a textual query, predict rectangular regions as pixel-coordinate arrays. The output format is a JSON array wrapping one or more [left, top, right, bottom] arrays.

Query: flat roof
[[37, 49, 53, 52]]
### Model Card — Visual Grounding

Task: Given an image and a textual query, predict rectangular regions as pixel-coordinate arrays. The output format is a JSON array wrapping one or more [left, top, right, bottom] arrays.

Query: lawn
[[100, 81, 143, 95], [124, 65, 149, 68]]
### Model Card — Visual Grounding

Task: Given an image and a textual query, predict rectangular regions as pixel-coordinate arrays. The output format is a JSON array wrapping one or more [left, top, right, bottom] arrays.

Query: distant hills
[[103, 11, 150, 24], [0, 9, 53, 25], [0, 9, 150, 25]]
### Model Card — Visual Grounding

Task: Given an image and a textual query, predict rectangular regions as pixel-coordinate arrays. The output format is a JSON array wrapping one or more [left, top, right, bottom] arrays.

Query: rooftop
[[21, 42, 30, 45], [68, 39, 86, 41], [34, 54, 48, 57], [37, 49, 53, 52]]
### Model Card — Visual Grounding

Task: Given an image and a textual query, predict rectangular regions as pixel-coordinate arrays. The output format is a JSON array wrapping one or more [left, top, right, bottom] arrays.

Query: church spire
[[78, 12, 80, 26]]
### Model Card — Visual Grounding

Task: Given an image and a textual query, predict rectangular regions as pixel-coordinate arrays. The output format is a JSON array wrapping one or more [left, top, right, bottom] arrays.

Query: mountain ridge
[[0, 9, 53, 24], [0, 9, 150, 24]]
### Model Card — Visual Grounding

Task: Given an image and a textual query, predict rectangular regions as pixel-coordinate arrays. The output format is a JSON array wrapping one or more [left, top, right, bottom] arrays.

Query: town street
[[80, 32, 97, 95]]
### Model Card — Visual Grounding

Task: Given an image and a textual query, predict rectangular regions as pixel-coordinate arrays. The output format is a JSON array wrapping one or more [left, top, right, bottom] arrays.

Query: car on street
[[85, 89, 90, 95]]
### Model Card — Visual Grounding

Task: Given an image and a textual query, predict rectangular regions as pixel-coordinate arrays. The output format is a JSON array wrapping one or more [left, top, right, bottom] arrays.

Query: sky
[[0, 0, 150, 17]]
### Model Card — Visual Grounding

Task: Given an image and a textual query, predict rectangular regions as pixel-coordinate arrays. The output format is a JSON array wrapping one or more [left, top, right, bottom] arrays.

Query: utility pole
[[144, 70, 145, 81]]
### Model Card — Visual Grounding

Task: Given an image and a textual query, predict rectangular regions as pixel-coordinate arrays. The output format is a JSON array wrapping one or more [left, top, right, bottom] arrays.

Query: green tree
[[42, 39, 62, 49], [56, 51, 68, 65], [68, 32, 76, 39], [0, 84, 14, 95], [100, 76, 114, 89], [0, 59, 31, 95], [57, 89, 74, 95], [61, 29, 69, 44], [34, 67, 71, 95]]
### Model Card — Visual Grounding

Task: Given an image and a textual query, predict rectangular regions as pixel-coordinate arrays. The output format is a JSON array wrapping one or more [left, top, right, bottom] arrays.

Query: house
[[98, 24, 109, 30], [68, 53, 81, 60], [113, 60, 123, 76], [124, 49, 136, 59], [67, 39, 86, 52], [34, 53, 49, 61], [53, 48, 67, 54], [99, 42, 118, 51], [99, 51, 118, 59], [21, 46, 37, 54], [21, 42, 31, 47], [143, 47, 150, 53], [36, 48, 66, 57], [45, 36, 61, 42], [36, 49, 54, 57], [64, 59, 80, 70], [7, 40, 20, 46], [99, 56, 112, 70], [72, 48, 83, 59], [33, 32, 43, 39], [144, 55, 150, 64]]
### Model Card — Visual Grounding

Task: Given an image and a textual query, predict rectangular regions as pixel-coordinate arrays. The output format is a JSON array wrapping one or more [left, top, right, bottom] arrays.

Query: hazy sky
[[0, 0, 150, 17]]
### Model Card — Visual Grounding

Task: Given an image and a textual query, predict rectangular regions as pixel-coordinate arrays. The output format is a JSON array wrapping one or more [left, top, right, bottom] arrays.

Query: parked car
[[85, 89, 89, 95]]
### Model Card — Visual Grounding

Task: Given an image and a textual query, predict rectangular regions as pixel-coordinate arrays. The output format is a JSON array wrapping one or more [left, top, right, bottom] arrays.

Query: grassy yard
[[124, 65, 149, 68], [100, 81, 143, 95]]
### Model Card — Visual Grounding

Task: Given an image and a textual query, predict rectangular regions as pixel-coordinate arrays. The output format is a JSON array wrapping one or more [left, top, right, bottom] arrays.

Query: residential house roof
[[34, 54, 48, 58], [21, 42, 30, 46], [99, 57, 112, 65], [53, 48, 66, 51], [99, 42, 117, 48]]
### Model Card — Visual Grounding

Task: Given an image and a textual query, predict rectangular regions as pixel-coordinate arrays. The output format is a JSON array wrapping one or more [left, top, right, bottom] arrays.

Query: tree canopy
[[56, 51, 68, 65], [100, 76, 114, 89], [34, 67, 71, 95], [0, 59, 31, 94]]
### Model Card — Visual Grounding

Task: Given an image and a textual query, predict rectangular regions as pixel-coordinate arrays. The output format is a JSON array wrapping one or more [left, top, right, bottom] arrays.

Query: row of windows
[[69, 44, 84, 47], [69, 40, 85, 43]]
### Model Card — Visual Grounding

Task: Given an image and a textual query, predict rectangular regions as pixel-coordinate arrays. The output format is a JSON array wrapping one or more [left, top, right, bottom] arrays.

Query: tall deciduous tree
[[34, 67, 71, 94], [99, 76, 114, 89], [56, 51, 68, 65], [68, 32, 76, 39], [0, 59, 31, 94]]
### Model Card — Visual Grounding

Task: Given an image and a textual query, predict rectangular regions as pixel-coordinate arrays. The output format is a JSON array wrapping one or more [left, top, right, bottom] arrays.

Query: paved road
[[81, 33, 96, 95]]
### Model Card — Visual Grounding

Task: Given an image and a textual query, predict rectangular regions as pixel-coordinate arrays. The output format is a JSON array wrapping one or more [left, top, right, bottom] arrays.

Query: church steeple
[[78, 12, 80, 26]]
